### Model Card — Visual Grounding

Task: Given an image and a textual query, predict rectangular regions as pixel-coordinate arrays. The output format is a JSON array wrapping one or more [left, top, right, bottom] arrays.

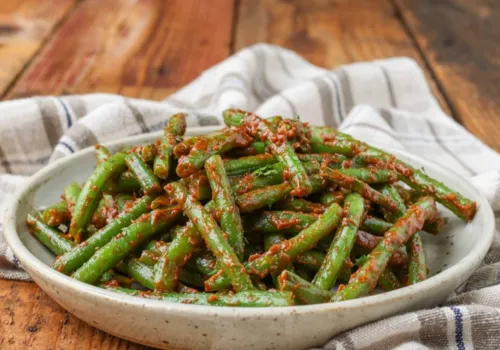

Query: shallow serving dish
[[4, 126, 495, 350]]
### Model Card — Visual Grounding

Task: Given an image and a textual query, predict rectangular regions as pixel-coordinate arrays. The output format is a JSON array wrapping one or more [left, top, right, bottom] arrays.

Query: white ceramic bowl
[[4, 127, 495, 350]]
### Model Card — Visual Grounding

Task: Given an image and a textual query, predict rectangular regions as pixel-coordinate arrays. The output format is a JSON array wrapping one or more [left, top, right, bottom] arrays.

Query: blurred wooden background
[[0, 0, 498, 349]]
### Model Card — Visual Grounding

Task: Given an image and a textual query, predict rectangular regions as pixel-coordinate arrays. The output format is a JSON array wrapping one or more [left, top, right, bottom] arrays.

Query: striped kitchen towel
[[1, 44, 500, 349]]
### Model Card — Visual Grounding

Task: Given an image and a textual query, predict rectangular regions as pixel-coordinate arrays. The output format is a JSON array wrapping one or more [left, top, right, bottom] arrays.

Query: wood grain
[[235, 0, 451, 114], [5, 0, 234, 99], [395, 0, 500, 151], [0, 279, 150, 349], [1, 1, 235, 348], [0, 0, 77, 98]]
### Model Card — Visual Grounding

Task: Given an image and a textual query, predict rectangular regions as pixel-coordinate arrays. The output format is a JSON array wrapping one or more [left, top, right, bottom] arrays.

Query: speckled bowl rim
[[3, 126, 495, 319]]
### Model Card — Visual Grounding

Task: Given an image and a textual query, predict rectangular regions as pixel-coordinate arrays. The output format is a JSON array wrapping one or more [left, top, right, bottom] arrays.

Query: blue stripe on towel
[[57, 98, 72, 128], [59, 141, 75, 153], [450, 306, 465, 350]]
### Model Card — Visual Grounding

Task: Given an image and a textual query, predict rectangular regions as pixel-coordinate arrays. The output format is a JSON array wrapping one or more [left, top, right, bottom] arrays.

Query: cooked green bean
[[63, 182, 81, 214], [223, 109, 312, 197], [177, 128, 252, 178], [408, 232, 427, 284], [42, 201, 70, 227], [104, 286, 294, 307], [332, 196, 437, 302], [312, 193, 365, 290], [321, 167, 403, 216], [166, 182, 254, 292], [154, 113, 186, 179], [242, 211, 319, 234], [125, 153, 161, 196], [205, 155, 245, 259], [272, 198, 326, 214], [30, 110, 475, 306], [69, 152, 127, 242], [246, 202, 343, 277], [73, 207, 180, 284], [95, 144, 111, 165], [27, 214, 75, 255]]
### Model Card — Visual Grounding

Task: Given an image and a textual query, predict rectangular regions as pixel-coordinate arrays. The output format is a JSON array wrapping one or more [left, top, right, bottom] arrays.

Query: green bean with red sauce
[[27, 110, 476, 307]]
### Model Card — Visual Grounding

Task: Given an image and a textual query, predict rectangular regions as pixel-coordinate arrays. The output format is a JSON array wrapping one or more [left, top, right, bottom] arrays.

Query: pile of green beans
[[27, 110, 477, 307]]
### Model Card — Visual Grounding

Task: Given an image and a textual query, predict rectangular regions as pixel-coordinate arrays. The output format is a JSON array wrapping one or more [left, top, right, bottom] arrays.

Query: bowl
[[3, 127, 495, 350]]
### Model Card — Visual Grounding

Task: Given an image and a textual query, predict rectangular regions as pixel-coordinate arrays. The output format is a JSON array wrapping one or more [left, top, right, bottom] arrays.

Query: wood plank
[[0, 280, 150, 349], [0, 0, 77, 98], [394, 0, 500, 151], [6, 0, 234, 99], [1, 1, 235, 348], [235, 0, 451, 115]]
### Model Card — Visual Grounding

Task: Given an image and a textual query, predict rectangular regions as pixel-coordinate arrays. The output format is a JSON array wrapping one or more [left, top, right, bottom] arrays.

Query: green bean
[[120, 259, 156, 289], [310, 138, 367, 156], [354, 230, 409, 267], [95, 144, 111, 165], [353, 255, 402, 291], [347, 255, 403, 292], [408, 232, 427, 284], [103, 171, 141, 194], [138, 249, 160, 265], [63, 182, 81, 214], [224, 154, 277, 176], [103, 286, 294, 307], [42, 201, 70, 227], [362, 215, 446, 237], [69, 152, 127, 242], [91, 194, 118, 229], [246, 202, 343, 277], [115, 194, 134, 213], [223, 110, 312, 197], [205, 155, 245, 259], [348, 152, 476, 221], [272, 198, 326, 214], [312, 193, 365, 290], [176, 128, 252, 178], [338, 168, 398, 184], [120, 259, 203, 289], [194, 252, 218, 276], [230, 161, 318, 194], [183, 171, 212, 201], [423, 217, 448, 235], [141, 239, 167, 253], [361, 216, 392, 236], [139, 144, 157, 163], [378, 269, 403, 291], [72, 207, 180, 284], [125, 153, 161, 196], [321, 167, 403, 216], [380, 184, 407, 223], [166, 182, 254, 292], [332, 196, 437, 302], [242, 211, 319, 234], [318, 191, 345, 206], [228, 142, 268, 157], [278, 270, 333, 305], [26, 214, 75, 256], [236, 183, 293, 213], [154, 113, 186, 179], [152, 223, 202, 291]]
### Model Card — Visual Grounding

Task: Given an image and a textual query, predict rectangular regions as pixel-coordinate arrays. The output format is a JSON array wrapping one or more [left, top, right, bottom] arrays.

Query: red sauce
[[207, 294, 219, 303]]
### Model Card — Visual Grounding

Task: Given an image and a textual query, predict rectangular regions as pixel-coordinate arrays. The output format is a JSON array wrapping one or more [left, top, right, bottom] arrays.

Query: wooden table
[[0, 0, 498, 348]]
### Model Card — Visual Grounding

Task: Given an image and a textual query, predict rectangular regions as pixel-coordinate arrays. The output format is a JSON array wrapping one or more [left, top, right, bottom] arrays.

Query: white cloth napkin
[[1, 43, 499, 349]]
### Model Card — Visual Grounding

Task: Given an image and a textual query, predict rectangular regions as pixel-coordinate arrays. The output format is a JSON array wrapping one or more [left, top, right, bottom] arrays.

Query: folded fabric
[[0, 43, 499, 349]]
